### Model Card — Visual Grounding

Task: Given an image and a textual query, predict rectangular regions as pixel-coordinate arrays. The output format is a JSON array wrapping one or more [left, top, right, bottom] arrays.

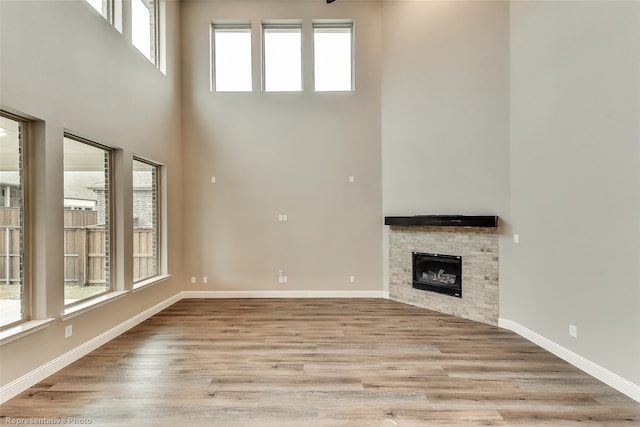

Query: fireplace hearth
[[412, 252, 462, 298], [387, 220, 499, 325]]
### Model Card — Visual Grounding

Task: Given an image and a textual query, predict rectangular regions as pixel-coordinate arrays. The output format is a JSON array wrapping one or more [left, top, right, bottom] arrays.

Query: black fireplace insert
[[412, 252, 462, 298]]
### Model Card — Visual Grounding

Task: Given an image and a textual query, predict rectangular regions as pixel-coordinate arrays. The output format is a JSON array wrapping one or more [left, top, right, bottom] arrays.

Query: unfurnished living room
[[0, 0, 639, 425]]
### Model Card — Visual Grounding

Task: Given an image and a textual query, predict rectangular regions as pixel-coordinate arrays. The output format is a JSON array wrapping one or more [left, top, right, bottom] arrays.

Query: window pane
[[213, 27, 252, 92], [86, 0, 108, 19], [314, 26, 352, 91], [64, 137, 111, 306], [132, 0, 156, 62], [133, 159, 158, 282], [264, 27, 302, 92], [0, 115, 24, 328]]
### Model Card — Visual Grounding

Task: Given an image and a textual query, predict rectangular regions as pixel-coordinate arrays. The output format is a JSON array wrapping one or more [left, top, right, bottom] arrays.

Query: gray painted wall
[[2, 0, 638, 398], [381, 0, 510, 217], [379, 0, 511, 313], [0, 0, 183, 386], [181, 0, 383, 293], [509, 0, 640, 386], [381, 0, 639, 388]]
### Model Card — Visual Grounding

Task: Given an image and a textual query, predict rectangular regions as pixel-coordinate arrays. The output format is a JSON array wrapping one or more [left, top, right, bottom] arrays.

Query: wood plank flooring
[[1, 298, 639, 426]]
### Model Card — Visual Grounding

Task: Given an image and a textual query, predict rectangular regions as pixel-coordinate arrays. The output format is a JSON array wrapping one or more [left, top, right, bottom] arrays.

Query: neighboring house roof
[[0, 171, 20, 186], [64, 171, 102, 201], [87, 171, 153, 192], [1, 171, 152, 201], [133, 170, 153, 188]]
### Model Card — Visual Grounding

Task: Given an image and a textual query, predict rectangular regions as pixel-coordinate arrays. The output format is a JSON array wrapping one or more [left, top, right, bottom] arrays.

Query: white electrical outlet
[[569, 324, 578, 338], [283, 276, 288, 283], [513, 234, 520, 244], [211, 176, 216, 184], [278, 270, 284, 283], [191, 276, 196, 284], [278, 214, 288, 222], [350, 275, 355, 283], [65, 325, 73, 339], [348, 176, 355, 183], [202, 276, 208, 284]]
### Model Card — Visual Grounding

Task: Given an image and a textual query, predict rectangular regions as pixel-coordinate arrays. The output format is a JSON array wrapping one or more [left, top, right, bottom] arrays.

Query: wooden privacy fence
[[64, 227, 108, 286], [0, 208, 20, 284], [1, 208, 154, 286], [133, 228, 156, 282], [64, 227, 155, 286], [0, 226, 21, 284]]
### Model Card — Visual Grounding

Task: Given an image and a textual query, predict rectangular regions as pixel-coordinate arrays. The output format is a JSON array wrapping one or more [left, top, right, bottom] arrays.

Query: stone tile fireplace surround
[[386, 216, 499, 325]]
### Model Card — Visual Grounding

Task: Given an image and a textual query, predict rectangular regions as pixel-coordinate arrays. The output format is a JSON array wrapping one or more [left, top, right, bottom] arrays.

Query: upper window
[[0, 113, 26, 329], [84, 0, 122, 32], [63, 135, 113, 307], [133, 158, 160, 283], [132, 0, 157, 63], [313, 23, 353, 91], [86, 0, 109, 20], [263, 25, 302, 92], [212, 24, 252, 92]]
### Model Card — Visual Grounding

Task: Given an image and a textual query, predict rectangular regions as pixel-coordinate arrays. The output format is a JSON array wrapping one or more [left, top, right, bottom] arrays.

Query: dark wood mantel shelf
[[384, 215, 498, 228]]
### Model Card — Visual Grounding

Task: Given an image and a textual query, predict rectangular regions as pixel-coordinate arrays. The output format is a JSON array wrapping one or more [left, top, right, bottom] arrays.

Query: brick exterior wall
[[389, 226, 499, 325], [95, 191, 107, 226], [133, 189, 154, 228], [95, 189, 154, 227]]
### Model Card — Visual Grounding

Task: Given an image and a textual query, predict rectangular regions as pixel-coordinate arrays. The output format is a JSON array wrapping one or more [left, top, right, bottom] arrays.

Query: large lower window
[[0, 113, 26, 328], [63, 136, 112, 307], [132, 0, 157, 63], [313, 23, 353, 91], [133, 158, 159, 283], [263, 25, 302, 92]]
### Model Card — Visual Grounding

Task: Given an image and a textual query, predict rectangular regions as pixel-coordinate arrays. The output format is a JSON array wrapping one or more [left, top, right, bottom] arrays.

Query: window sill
[[0, 318, 57, 347], [61, 290, 129, 321], [132, 274, 171, 293]]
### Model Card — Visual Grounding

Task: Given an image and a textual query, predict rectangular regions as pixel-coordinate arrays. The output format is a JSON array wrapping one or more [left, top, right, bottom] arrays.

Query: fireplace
[[388, 219, 499, 325], [412, 252, 462, 298]]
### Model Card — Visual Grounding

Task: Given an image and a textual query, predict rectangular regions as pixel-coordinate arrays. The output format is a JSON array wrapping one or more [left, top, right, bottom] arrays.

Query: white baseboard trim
[[181, 290, 388, 299], [0, 293, 182, 404], [498, 318, 640, 403]]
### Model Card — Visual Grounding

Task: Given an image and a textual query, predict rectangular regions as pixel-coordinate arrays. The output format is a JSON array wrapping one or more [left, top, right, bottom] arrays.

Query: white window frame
[[262, 23, 303, 92], [84, 0, 123, 33], [132, 157, 161, 284], [210, 23, 253, 93], [85, 0, 110, 20], [62, 134, 115, 309], [313, 21, 354, 92], [131, 0, 159, 64], [0, 111, 29, 330]]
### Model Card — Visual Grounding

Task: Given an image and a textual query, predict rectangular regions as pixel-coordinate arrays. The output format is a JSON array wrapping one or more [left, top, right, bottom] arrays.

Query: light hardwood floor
[[1, 298, 639, 426]]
